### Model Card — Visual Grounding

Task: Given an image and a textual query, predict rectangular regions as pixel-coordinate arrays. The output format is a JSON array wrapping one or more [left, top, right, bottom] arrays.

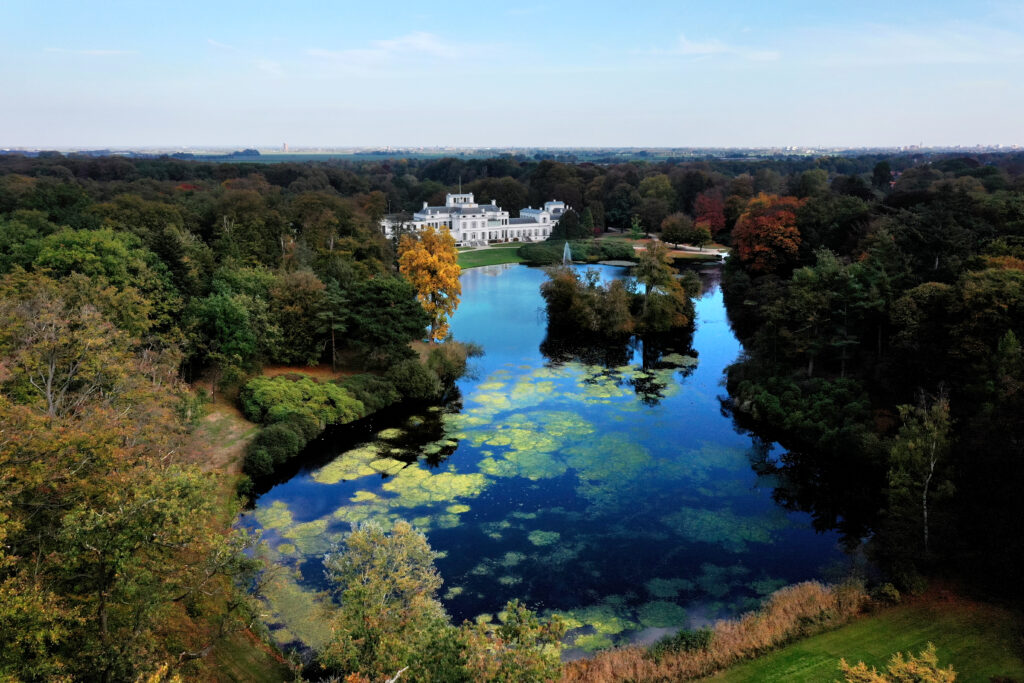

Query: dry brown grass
[[562, 581, 868, 683]]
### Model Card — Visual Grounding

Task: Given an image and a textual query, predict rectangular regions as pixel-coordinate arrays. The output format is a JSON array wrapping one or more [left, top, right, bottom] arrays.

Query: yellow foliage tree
[[398, 226, 461, 341], [839, 643, 956, 682]]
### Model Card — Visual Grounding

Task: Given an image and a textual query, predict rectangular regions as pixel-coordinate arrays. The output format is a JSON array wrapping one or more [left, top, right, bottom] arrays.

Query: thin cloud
[[207, 38, 239, 52], [808, 23, 1024, 67], [44, 47, 138, 56], [255, 59, 284, 77], [308, 32, 462, 75], [375, 32, 458, 59], [651, 34, 780, 62]]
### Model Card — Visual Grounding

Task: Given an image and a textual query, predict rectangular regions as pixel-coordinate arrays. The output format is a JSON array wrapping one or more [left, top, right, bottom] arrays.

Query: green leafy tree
[[268, 269, 327, 365], [320, 522, 452, 681], [887, 391, 954, 558], [462, 600, 566, 682], [580, 206, 596, 236], [661, 212, 694, 246], [342, 276, 431, 365], [629, 215, 644, 240], [316, 280, 349, 371]]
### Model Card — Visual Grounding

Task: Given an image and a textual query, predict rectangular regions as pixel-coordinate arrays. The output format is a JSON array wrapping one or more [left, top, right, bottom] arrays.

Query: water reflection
[[241, 263, 846, 654]]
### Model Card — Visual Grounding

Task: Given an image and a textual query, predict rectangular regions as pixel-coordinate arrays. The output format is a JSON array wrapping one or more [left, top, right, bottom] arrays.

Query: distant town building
[[380, 193, 569, 246]]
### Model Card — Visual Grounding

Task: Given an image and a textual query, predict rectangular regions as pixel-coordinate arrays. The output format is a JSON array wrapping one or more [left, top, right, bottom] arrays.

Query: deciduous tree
[[732, 193, 803, 274], [398, 226, 461, 341]]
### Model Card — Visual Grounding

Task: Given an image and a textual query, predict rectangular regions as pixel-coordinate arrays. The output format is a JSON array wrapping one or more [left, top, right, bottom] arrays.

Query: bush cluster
[[647, 628, 713, 663], [517, 239, 635, 266], [240, 375, 364, 478], [242, 343, 480, 478]]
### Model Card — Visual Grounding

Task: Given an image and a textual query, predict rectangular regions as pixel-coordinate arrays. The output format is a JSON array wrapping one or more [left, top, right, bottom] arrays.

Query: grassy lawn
[[708, 596, 1024, 682], [458, 247, 525, 269]]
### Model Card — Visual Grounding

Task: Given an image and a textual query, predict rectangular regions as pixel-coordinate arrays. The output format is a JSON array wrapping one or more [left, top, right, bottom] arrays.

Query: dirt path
[[181, 399, 259, 475]]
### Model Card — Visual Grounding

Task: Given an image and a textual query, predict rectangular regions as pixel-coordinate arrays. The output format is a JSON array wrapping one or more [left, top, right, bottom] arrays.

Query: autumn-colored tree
[[732, 193, 804, 274], [839, 643, 956, 682], [0, 272, 261, 681], [398, 226, 461, 341], [695, 190, 726, 235]]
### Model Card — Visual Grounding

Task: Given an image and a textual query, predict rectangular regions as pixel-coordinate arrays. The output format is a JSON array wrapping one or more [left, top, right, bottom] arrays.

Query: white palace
[[380, 193, 569, 246]]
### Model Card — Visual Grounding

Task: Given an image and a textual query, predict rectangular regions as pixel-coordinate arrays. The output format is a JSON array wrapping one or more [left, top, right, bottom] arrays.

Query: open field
[[458, 246, 526, 268], [707, 593, 1024, 682]]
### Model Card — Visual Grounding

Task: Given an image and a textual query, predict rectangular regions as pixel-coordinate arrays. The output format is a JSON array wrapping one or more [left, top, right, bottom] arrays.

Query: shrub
[[339, 374, 401, 414], [875, 582, 901, 605], [251, 422, 304, 466], [647, 628, 713, 663], [243, 447, 275, 478], [239, 375, 363, 427], [427, 340, 483, 392], [385, 360, 442, 402], [517, 239, 636, 266]]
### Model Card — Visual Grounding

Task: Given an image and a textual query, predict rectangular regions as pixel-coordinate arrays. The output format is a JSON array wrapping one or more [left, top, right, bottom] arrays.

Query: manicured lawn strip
[[707, 599, 1024, 682], [458, 248, 526, 268]]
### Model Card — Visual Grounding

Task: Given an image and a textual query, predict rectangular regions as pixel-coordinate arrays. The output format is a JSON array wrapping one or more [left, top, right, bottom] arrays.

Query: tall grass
[[562, 581, 867, 683]]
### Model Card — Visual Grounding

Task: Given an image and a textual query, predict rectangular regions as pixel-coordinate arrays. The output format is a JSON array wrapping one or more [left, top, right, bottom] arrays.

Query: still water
[[240, 263, 843, 653]]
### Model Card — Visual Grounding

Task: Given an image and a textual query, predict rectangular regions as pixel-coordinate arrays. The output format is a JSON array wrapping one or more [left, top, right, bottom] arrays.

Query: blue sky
[[2, 0, 1022, 148]]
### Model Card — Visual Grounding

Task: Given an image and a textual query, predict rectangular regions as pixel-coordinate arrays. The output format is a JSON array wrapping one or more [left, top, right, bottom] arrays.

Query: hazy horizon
[[3, 0, 1023, 149]]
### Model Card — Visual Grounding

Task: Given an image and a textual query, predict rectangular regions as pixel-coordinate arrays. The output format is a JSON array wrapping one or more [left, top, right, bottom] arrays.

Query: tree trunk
[[923, 450, 936, 555]]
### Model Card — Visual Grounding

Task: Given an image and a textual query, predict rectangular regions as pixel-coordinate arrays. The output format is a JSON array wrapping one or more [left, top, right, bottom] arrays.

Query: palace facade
[[380, 193, 568, 246]]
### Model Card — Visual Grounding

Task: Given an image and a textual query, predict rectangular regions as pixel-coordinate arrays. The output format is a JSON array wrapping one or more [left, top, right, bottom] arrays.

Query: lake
[[239, 262, 844, 654]]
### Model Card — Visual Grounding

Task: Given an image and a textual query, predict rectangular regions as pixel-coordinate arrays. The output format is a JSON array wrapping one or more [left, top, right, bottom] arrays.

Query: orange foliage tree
[[732, 193, 804, 274], [397, 227, 461, 341]]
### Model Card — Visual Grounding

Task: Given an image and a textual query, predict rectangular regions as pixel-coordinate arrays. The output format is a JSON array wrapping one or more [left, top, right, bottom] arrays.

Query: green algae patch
[[479, 450, 567, 481], [660, 353, 698, 368], [350, 490, 379, 503], [312, 444, 382, 484], [645, 577, 695, 599], [434, 513, 461, 529], [275, 542, 297, 555], [444, 586, 464, 599], [696, 563, 750, 599], [281, 519, 332, 555], [376, 427, 405, 440], [662, 507, 787, 552], [500, 551, 526, 567], [381, 467, 489, 506], [573, 633, 614, 652], [527, 530, 560, 546], [637, 600, 688, 628], [368, 458, 406, 476], [262, 571, 331, 650], [446, 504, 471, 514], [563, 604, 635, 635], [497, 575, 521, 586], [254, 500, 293, 529]]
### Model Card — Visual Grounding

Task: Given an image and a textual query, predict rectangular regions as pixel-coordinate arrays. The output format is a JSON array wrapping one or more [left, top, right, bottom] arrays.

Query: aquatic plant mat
[[240, 264, 844, 652]]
